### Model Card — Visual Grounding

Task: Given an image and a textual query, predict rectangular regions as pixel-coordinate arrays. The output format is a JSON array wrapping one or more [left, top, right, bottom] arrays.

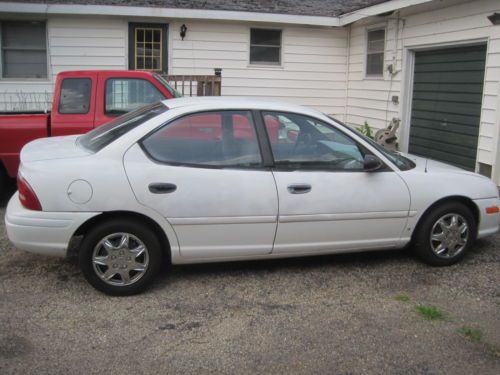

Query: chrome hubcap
[[92, 233, 149, 286], [430, 213, 468, 258]]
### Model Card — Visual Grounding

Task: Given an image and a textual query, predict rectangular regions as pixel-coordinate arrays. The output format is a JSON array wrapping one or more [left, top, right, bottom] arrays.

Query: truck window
[[58, 78, 92, 114], [105, 78, 165, 116]]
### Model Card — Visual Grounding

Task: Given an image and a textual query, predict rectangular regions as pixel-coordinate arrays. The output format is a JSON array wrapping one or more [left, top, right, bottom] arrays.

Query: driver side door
[[262, 112, 411, 255]]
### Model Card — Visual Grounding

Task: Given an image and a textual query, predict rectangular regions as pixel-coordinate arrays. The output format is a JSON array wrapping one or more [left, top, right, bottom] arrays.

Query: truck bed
[[0, 113, 50, 177]]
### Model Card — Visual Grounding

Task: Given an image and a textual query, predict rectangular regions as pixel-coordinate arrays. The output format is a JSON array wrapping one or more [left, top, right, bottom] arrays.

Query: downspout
[[344, 24, 351, 122]]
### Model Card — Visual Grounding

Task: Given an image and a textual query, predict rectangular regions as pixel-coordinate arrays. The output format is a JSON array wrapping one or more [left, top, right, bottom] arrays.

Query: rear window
[[77, 102, 168, 152], [58, 78, 92, 114]]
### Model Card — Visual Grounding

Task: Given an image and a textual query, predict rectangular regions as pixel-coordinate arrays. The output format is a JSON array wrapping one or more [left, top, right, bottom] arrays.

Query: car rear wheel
[[79, 219, 162, 295], [413, 202, 476, 266]]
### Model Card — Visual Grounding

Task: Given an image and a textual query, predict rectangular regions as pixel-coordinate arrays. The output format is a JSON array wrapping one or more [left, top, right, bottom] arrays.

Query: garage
[[408, 44, 487, 171]]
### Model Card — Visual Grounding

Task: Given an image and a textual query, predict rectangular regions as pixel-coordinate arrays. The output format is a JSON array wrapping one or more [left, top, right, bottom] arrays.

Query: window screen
[[250, 29, 281, 64], [105, 78, 165, 116], [366, 29, 385, 76], [1, 21, 47, 78], [58, 78, 92, 114], [142, 111, 262, 168]]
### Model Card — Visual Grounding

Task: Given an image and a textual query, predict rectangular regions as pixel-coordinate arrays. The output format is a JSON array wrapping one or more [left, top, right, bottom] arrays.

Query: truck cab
[[0, 70, 180, 187], [51, 70, 179, 136]]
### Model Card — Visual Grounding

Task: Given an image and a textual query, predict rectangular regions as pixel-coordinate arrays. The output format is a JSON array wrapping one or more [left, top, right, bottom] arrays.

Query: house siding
[[345, 0, 500, 183], [0, 17, 346, 117], [168, 20, 347, 116], [0, 16, 127, 111]]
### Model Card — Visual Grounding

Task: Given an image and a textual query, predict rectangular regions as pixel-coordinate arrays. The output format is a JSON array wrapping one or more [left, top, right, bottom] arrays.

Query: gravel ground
[[0, 184, 499, 375]]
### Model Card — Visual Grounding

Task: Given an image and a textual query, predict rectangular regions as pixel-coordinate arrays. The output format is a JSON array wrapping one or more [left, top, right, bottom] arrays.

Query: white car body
[[5, 98, 500, 266]]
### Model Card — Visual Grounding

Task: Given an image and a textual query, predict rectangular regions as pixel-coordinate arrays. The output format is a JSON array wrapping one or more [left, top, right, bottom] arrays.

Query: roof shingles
[[0, 0, 390, 17]]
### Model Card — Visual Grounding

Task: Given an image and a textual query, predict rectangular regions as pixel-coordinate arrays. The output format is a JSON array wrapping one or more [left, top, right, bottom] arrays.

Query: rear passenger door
[[51, 73, 97, 136], [124, 110, 278, 260]]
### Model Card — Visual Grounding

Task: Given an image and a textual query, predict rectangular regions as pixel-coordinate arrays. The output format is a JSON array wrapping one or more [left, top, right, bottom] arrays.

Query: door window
[[263, 112, 365, 171], [129, 23, 168, 72], [105, 78, 165, 115], [142, 111, 262, 168]]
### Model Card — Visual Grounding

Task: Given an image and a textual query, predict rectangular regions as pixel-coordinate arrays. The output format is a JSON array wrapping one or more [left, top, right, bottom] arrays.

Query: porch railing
[[162, 68, 222, 97]]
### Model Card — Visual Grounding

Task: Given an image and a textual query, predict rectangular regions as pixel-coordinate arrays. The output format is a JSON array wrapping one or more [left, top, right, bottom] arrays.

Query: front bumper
[[5, 192, 100, 257], [474, 197, 500, 239]]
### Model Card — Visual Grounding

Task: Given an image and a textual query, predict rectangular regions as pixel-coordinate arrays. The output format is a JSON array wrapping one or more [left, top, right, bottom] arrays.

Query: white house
[[0, 0, 499, 184]]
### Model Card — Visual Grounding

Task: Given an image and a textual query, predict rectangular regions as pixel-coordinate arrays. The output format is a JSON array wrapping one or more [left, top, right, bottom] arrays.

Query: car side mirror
[[363, 154, 383, 172]]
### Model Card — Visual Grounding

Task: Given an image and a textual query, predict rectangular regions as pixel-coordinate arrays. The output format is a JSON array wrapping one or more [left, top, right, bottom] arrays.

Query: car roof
[[161, 96, 324, 117]]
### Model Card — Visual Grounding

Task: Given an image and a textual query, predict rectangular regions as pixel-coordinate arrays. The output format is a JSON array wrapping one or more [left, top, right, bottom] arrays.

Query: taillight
[[17, 174, 42, 211]]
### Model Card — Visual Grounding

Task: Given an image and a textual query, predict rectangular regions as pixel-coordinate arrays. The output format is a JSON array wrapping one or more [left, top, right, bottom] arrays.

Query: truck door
[[51, 72, 98, 136]]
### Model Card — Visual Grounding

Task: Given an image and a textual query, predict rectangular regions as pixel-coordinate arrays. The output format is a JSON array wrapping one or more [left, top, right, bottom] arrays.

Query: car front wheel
[[79, 219, 162, 295], [413, 202, 476, 266]]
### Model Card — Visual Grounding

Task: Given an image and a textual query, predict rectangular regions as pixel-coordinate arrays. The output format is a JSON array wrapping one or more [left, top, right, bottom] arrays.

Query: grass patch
[[395, 293, 411, 303], [459, 326, 482, 342], [416, 305, 446, 320]]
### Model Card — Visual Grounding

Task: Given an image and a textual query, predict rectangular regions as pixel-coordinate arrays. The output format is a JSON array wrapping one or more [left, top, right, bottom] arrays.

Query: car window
[[105, 78, 165, 116], [263, 111, 365, 171], [327, 116, 416, 171], [58, 78, 92, 114], [142, 110, 262, 168], [78, 102, 168, 152]]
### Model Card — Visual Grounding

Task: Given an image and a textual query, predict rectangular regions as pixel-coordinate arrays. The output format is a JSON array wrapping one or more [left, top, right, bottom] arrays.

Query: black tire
[[413, 202, 476, 266], [79, 219, 163, 296], [0, 166, 5, 199]]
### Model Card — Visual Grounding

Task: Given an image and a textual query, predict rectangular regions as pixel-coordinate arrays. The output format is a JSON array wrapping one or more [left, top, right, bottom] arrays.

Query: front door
[[128, 23, 168, 74], [261, 111, 411, 254], [408, 44, 487, 170], [124, 110, 278, 259]]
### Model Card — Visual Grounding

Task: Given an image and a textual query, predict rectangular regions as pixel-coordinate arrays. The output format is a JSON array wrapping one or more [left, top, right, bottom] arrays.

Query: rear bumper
[[474, 197, 500, 239], [4, 192, 100, 257]]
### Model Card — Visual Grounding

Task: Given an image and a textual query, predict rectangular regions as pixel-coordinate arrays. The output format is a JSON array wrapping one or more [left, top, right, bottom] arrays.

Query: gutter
[[0, 0, 432, 27]]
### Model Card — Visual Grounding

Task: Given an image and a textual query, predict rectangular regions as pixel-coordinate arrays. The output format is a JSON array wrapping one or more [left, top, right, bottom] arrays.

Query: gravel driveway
[[0, 186, 499, 374]]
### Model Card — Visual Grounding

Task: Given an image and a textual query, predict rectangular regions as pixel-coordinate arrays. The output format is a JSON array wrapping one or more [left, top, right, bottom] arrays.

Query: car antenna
[[424, 159, 428, 173]]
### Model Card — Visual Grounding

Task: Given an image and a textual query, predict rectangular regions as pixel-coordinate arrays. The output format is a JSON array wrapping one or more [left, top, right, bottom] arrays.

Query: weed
[[356, 121, 374, 139], [416, 305, 446, 320], [459, 326, 482, 342]]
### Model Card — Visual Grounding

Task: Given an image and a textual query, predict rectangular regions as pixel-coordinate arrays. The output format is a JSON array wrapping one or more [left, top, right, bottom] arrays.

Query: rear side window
[[105, 78, 165, 116], [142, 110, 262, 168], [59, 78, 92, 114], [78, 102, 168, 152]]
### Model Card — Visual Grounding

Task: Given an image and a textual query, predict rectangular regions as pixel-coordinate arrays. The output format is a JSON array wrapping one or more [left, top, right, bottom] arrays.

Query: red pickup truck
[[0, 70, 180, 194]]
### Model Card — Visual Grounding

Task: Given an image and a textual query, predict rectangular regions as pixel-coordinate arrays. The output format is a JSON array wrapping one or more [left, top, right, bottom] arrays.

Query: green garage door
[[408, 44, 487, 171]]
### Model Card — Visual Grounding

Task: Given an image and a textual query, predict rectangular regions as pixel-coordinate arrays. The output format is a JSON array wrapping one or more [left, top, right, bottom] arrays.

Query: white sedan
[[5, 98, 500, 295]]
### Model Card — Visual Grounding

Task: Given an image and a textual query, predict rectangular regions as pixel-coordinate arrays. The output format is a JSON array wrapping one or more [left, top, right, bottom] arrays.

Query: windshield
[[327, 116, 415, 171], [153, 73, 182, 98], [78, 102, 168, 152]]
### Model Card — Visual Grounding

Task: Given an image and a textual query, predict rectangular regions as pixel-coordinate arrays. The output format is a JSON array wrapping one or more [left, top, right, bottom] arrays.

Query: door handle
[[287, 184, 312, 194], [148, 183, 177, 194]]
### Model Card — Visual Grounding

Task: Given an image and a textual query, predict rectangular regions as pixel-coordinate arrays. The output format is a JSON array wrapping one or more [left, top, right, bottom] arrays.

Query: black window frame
[[128, 22, 169, 74], [140, 109, 267, 170], [249, 28, 282, 65], [58, 78, 92, 115], [258, 110, 390, 173], [104, 77, 166, 116], [0, 20, 48, 79], [366, 28, 386, 77]]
